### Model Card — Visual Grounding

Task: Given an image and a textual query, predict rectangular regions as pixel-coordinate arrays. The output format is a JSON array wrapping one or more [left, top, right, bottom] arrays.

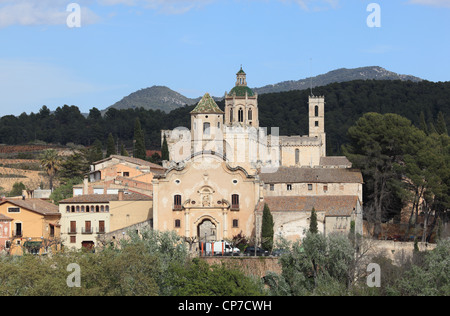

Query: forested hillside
[[0, 80, 449, 155]]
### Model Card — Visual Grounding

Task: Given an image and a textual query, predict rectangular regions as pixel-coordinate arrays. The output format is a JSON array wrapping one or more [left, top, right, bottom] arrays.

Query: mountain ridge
[[105, 66, 424, 113]]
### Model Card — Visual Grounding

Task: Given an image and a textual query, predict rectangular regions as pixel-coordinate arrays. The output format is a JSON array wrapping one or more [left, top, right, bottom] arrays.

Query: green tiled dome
[[228, 85, 255, 97]]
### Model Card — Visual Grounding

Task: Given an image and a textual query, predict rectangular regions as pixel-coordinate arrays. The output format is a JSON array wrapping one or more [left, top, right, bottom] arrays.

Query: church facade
[[153, 68, 363, 243]]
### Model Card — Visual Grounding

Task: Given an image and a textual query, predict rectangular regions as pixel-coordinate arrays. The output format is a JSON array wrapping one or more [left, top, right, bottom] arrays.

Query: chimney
[[118, 189, 124, 201], [83, 176, 89, 195]]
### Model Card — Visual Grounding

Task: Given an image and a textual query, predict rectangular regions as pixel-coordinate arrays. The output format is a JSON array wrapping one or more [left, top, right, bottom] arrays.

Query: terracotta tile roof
[[0, 199, 60, 216], [94, 155, 166, 170], [0, 213, 13, 221], [259, 167, 363, 184], [256, 195, 359, 217], [320, 156, 352, 168], [60, 192, 152, 204]]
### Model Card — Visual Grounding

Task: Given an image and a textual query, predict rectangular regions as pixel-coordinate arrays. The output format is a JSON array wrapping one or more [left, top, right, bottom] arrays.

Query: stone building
[[153, 68, 364, 243]]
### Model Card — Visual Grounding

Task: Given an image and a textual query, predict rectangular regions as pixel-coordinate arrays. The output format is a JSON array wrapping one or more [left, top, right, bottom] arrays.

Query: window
[[238, 108, 244, 123], [230, 108, 233, 122], [315, 121, 319, 127], [315, 105, 319, 117], [69, 221, 76, 234], [308, 184, 313, 191], [123, 172, 130, 177], [174, 195, 182, 210], [231, 194, 239, 210], [66, 206, 70, 213], [70, 236, 76, 244], [323, 185, 328, 192], [232, 219, 239, 228], [295, 149, 300, 165], [7, 207, 20, 213], [98, 221, 105, 234], [14, 223, 22, 237], [270, 184, 275, 191], [248, 108, 253, 121], [174, 219, 181, 228], [203, 122, 210, 136], [287, 184, 293, 191]]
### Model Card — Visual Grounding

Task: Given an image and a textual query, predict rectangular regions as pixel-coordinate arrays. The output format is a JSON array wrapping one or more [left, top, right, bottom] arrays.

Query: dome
[[228, 85, 255, 97]]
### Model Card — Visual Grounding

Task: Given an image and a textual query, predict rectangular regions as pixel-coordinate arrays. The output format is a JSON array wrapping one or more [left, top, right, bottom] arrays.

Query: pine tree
[[134, 118, 146, 160], [161, 134, 170, 161], [106, 133, 116, 158], [436, 111, 448, 135], [261, 203, 274, 252], [309, 207, 318, 234], [419, 111, 428, 135], [120, 143, 129, 157]]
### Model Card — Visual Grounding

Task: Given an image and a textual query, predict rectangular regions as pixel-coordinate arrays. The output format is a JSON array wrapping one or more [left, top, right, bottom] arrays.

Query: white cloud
[[0, 0, 100, 28], [408, 0, 450, 8]]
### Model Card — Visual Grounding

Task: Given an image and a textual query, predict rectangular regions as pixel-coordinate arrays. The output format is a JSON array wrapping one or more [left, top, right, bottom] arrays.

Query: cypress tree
[[161, 134, 170, 161], [261, 203, 274, 252], [134, 118, 146, 160], [309, 207, 318, 234], [106, 133, 116, 158]]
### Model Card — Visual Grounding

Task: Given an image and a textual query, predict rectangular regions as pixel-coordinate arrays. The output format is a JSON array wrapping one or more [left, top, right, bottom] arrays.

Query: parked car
[[271, 248, 289, 257], [244, 246, 269, 256]]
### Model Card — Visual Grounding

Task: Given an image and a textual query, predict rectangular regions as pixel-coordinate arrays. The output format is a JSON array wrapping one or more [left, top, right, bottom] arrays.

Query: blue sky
[[0, 0, 449, 116]]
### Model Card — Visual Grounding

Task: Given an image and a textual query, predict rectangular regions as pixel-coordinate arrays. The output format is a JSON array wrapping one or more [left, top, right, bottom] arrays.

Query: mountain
[[252, 66, 423, 95], [105, 86, 199, 113], [105, 66, 423, 113]]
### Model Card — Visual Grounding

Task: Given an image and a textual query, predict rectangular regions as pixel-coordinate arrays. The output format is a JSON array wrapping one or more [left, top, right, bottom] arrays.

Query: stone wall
[[200, 257, 282, 278]]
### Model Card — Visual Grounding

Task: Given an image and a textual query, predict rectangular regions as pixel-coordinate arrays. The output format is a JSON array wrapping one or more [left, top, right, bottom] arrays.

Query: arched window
[[101, 205, 104, 212], [96, 205, 100, 213], [71, 206, 75, 213], [315, 105, 319, 117], [86, 206, 90, 213], [248, 108, 252, 121], [230, 108, 233, 122], [76, 206, 80, 213], [105, 205, 109, 213], [238, 108, 244, 123], [66, 206, 70, 213]]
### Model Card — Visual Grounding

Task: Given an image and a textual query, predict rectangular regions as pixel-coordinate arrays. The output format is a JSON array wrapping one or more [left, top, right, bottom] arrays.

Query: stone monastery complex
[[0, 68, 364, 254]]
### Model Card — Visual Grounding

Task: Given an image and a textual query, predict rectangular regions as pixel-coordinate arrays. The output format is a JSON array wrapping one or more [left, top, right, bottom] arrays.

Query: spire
[[190, 93, 224, 114]]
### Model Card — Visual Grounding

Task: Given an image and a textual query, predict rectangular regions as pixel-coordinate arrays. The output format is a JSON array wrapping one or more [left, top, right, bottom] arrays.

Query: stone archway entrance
[[197, 219, 217, 243]]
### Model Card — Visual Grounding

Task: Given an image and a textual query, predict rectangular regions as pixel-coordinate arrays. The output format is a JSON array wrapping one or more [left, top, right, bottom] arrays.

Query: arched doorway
[[197, 219, 217, 243]]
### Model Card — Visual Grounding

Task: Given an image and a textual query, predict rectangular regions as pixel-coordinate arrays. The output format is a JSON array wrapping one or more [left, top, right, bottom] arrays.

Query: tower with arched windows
[[224, 67, 259, 128], [308, 96, 326, 156]]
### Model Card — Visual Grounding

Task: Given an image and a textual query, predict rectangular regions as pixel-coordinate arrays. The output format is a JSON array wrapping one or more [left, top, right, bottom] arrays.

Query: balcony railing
[[68, 228, 77, 235], [231, 204, 240, 211], [81, 227, 93, 234], [12, 230, 23, 237]]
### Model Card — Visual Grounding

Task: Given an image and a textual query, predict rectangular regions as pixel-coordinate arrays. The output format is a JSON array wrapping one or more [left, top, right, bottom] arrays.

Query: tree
[[436, 111, 448, 136], [134, 118, 146, 160], [261, 203, 274, 252], [343, 113, 420, 238], [9, 182, 26, 197], [39, 149, 61, 191], [161, 134, 170, 161], [120, 143, 129, 157], [106, 133, 116, 158], [309, 207, 318, 234]]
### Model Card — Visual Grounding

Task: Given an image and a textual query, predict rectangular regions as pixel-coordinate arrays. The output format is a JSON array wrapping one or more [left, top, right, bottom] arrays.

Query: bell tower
[[309, 96, 326, 156], [224, 67, 259, 128]]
